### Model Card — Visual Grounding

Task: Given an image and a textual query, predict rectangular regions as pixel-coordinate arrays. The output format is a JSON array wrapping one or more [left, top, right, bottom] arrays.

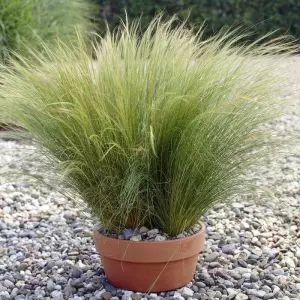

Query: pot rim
[[94, 222, 206, 263], [94, 222, 205, 245]]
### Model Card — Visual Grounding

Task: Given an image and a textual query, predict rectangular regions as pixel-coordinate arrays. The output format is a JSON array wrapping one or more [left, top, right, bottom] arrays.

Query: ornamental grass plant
[[0, 16, 295, 235]]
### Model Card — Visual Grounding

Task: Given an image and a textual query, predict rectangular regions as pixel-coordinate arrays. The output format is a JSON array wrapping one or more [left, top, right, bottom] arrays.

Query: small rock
[[242, 272, 251, 280], [291, 283, 300, 292], [228, 270, 242, 280], [47, 279, 56, 291], [70, 278, 84, 288], [264, 273, 276, 281], [272, 268, 284, 276], [34, 287, 46, 299], [123, 229, 139, 240], [3, 279, 14, 289], [284, 257, 296, 268], [235, 292, 248, 300], [250, 272, 260, 282], [73, 227, 84, 233], [252, 230, 260, 237], [180, 287, 194, 298], [215, 269, 231, 280], [251, 248, 262, 257], [209, 261, 222, 268], [249, 297, 261, 300], [238, 259, 248, 268], [195, 282, 206, 288], [176, 233, 185, 239], [154, 235, 166, 241], [198, 272, 215, 286], [260, 232, 273, 238], [121, 291, 133, 300], [101, 291, 112, 300], [131, 293, 142, 300], [222, 244, 236, 255], [247, 289, 266, 298], [3, 206, 11, 214], [71, 267, 83, 278], [227, 288, 238, 299], [205, 252, 220, 262], [0, 291, 10, 300], [173, 291, 185, 300], [272, 285, 280, 295], [232, 203, 244, 209], [139, 226, 149, 234], [130, 235, 142, 242], [247, 258, 258, 265], [0, 247, 8, 256], [64, 284, 74, 298], [147, 229, 159, 237], [51, 290, 64, 300], [241, 221, 250, 230], [191, 285, 199, 292]]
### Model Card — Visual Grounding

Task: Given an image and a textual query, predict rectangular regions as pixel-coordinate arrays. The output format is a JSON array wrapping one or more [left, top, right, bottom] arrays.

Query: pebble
[[131, 293, 142, 300], [0, 291, 10, 300], [205, 252, 220, 262], [51, 290, 64, 300], [3, 279, 14, 289], [123, 229, 139, 240], [101, 291, 112, 300], [154, 235, 166, 241], [247, 290, 266, 298], [222, 244, 236, 254], [71, 267, 83, 278], [130, 235, 142, 242], [147, 229, 160, 237], [198, 272, 215, 286], [235, 293, 248, 300], [47, 279, 56, 291], [180, 287, 193, 298], [227, 288, 238, 299], [264, 293, 274, 299], [272, 268, 285, 276], [139, 227, 149, 234], [284, 257, 296, 268]]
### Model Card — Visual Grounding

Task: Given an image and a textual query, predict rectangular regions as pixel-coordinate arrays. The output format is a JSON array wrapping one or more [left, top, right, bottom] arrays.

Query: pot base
[[102, 255, 198, 292]]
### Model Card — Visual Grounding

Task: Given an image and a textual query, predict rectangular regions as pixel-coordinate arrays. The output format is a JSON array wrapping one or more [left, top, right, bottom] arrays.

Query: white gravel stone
[[139, 226, 149, 234], [180, 287, 194, 297], [154, 235, 166, 241], [130, 235, 142, 242], [235, 293, 248, 300], [227, 288, 238, 299], [284, 257, 296, 268]]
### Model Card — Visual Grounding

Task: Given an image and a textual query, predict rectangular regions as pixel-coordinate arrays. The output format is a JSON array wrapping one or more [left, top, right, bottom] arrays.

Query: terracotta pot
[[93, 223, 205, 292]]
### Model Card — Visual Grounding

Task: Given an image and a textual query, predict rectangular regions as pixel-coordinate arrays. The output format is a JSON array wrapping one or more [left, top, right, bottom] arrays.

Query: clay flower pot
[[94, 223, 205, 292]]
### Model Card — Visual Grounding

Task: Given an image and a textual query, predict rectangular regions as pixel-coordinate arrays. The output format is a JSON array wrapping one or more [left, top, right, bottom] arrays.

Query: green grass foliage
[[0, 0, 94, 63], [0, 16, 296, 235]]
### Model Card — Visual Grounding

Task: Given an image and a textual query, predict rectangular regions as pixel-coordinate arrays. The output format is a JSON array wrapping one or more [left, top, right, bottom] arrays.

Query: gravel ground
[[0, 57, 300, 300]]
